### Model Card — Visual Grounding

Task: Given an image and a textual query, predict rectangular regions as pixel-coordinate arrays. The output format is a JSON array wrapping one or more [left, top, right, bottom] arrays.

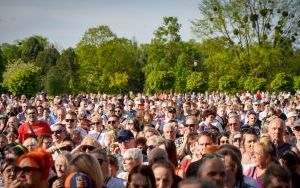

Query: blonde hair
[[69, 153, 103, 188], [254, 137, 277, 162]]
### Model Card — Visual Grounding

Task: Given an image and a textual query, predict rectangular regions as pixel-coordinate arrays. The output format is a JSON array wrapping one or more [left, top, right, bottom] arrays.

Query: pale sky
[[0, 0, 201, 49]]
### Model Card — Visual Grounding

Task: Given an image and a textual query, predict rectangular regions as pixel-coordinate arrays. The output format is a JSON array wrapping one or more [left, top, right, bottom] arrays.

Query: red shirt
[[18, 121, 52, 143]]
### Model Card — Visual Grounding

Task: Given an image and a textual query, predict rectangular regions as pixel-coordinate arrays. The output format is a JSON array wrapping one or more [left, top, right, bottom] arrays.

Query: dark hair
[[241, 128, 257, 146], [164, 140, 178, 167], [263, 164, 291, 186], [127, 165, 156, 188], [218, 144, 242, 161], [37, 134, 52, 148], [202, 109, 216, 119], [108, 154, 119, 168], [0, 158, 16, 173], [178, 177, 217, 188], [217, 132, 230, 145]]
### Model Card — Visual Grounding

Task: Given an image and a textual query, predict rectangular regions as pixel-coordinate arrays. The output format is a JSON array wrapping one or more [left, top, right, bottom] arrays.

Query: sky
[[0, 0, 201, 50]]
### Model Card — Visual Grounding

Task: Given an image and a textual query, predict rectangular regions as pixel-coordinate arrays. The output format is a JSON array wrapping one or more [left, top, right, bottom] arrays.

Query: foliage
[[186, 72, 207, 92], [34, 48, 60, 75], [0, 43, 20, 64], [20, 36, 48, 62], [270, 73, 294, 91], [243, 77, 267, 93], [78, 25, 117, 47], [154, 17, 181, 43], [44, 66, 68, 96], [294, 76, 300, 91], [218, 75, 238, 93], [109, 72, 129, 93], [2, 59, 41, 96], [57, 48, 80, 94], [145, 71, 176, 93]]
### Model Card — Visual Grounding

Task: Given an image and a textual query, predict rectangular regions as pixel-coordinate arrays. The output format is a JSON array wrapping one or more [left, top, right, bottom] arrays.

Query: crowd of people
[[0, 91, 299, 188]]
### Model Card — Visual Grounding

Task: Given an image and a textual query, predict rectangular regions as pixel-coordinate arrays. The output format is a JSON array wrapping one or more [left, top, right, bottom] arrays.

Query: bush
[[218, 75, 238, 94], [243, 77, 267, 93], [270, 73, 294, 92], [186, 72, 207, 92]]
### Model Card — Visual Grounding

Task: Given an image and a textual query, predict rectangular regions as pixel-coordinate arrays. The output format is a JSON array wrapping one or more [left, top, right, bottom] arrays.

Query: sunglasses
[[65, 119, 75, 123], [15, 166, 40, 174], [59, 146, 73, 152], [81, 145, 96, 151], [108, 121, 116, 124], [52, 130, 64, 134], [184, 124, 195, 128], [115, 110, 121, 113]]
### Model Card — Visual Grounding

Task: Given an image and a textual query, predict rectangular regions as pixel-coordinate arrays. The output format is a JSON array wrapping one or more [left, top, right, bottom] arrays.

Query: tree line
[[0, 0, 300, 96]]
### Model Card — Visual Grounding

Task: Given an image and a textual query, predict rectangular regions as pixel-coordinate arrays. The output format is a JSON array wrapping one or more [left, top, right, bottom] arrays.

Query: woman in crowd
[[0, 158, 16, 188], [241, 128, 258, 173], [118, 148, 143, 180], [245, 137, 278, 188], [68, 153, 103, 188], [151, 158, 177, 188], [217, 132, 230, 145], [126, 165, 156, 188]]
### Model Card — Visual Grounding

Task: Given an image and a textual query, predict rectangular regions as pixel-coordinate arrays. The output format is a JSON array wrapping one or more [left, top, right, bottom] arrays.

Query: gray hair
[[124, 148, 143, 163]]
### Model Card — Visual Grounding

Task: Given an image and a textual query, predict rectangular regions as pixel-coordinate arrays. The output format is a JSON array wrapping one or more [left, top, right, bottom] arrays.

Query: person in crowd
[[245, 137, 278, 188], [178, 177, 218, 188], [108, 154, 120, 177], [18, 106, 52, 143], [88, 115, 106, 146], [0, 158, 16, 188], [241, 128, 258, 173], [91, 148, 125, 188], [217, 132, 230, 145], [10, 149, 53, 188], [263, 164, 292, 188], [126, 165, 156, 188], [151, 158, 178, 188], [118, 148, 143, 180], [163, 122, 177, 142], [37, 133, 53, 150], [23, 137, 38, 151], [52, 152, 73, 188], [68, 153, 103, 188]]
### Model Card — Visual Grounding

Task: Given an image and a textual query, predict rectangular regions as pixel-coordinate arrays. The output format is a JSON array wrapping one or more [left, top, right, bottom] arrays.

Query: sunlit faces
[[268, 118, 284, 142], [55, 155, 68, 178], [65, 114, 77, 130], [227, 117, 240, 132], [253, 145, 268, 168], [197, 135, 213, 156], [243, 134, 257, 153]]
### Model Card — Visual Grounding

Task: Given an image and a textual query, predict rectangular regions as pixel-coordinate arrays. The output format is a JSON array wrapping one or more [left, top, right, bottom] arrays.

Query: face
[[266, 177, 291, 188], [55, 156, 68, 178], [23, 140, 37, 151], [163, 127, 176, 141], [16, 158, 42, 186], [293, 126, 300, 140], [26, 109, 38, 122], [107, 117, 118, 129], [184, 118, 198, 134], [224, 155, 237, 187], [253, 145, 268, 167], [51, 125, 66, 143], [0, 137, 8, 149], [219, 136, 229, 145], [153, 166, 173, 188], [206, 115, 215, 124], [248, 114, 257, 126], [128, 173, 148, 188], [2, 164, 16, 185], [268, 119, 284, 143], [198, 158, 226, 188], [243, 134, 257, 153], [122, 153, 140, 172], [65, 114, 77, 130], [227, 117, 240, 132], [198, 135, 213, 156], [41, 138, 53, 150]]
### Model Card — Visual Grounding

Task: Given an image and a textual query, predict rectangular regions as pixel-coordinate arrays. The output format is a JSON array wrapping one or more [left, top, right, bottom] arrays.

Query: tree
[[192, 0, 300, 49], [20, 36, 48, 62], [57, 48, 79, 94], [78, 25, 117, 47], [34, 48, 60, 75], [154, 17, 181, 43], [294, 76, 300, 91], [270, 73, 294, 91], [109, 72, 129, 93], [44, 66, 68, 96], [186, 72, 207, 92], [2, 59, 41, 96], [243, 77, 267, 93], [218, 75, 238, 93], [145, 71, 175, 93], [1, 43, 20, 64]]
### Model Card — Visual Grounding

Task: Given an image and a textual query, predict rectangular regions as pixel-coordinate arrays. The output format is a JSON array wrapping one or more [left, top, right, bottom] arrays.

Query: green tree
[[57, 48, 79, 94], [1, 43, 20, 64], [218, 75, 238, 93], [78, 25, 117, 47], [109, 72, 129, 93], [270, 73, 294, 91], [34, 48, 60, 75], [2, 59, 41, 96], [20, 36, 48, 62], [186, 72, 207, 92], [243, 77, 267, 93], [154, 17, 181, 43], [44, 66, 68, 96], [145, 71, 175, 93], [294, 76, 300, 91]]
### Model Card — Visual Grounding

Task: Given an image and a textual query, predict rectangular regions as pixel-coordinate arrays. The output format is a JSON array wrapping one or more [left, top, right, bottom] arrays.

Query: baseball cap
[[64, 172, 92, 188], [168, 107, 176, 113], [117, 130, 134, 143]]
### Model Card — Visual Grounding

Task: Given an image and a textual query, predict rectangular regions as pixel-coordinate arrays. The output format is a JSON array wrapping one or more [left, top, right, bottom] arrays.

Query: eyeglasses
[[203, 153, 224, 159], [52, 130, 64, 134], [65, 119, 75, 123], [15, 166, 40, 174], [81, 145, 96, 151], [184, 124, 195, 128], [97, 158, 107, 165], [59, 146, 73, 152], [108, 120, 116, 124]]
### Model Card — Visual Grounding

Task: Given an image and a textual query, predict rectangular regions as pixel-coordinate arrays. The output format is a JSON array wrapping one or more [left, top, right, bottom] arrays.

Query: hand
[[52, 178, 64, 188]]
